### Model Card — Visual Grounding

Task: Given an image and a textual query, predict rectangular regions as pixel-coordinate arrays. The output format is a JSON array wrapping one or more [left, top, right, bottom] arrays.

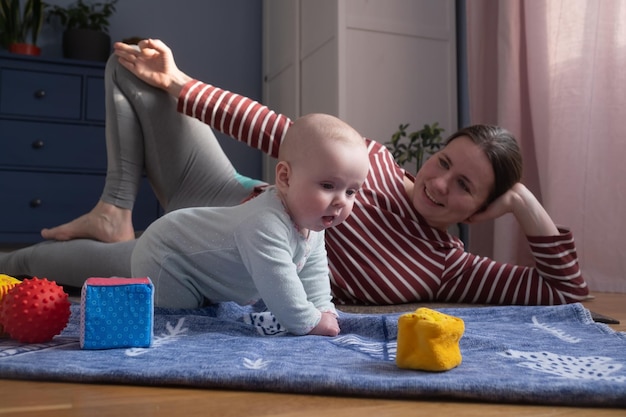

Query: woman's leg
[[0, 240, 136, 289], [41, 54, 263, 243]]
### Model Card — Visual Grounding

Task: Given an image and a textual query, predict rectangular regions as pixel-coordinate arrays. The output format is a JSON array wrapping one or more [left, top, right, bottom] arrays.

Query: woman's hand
[[466, 183, 559, 236], [113, 39, 192, 97], [308, 311, 340, 337], [465, 184, 519, 224]]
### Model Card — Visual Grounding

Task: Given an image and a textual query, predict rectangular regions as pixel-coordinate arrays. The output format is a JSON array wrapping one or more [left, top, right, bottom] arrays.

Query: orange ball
[[0, 277, 71, 343]]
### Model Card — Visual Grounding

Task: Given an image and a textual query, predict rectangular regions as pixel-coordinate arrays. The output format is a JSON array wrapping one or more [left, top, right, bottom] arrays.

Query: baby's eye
[[321, 183, 334, 190], [346, 189, 358, 197], [438, 157, 450, 169]]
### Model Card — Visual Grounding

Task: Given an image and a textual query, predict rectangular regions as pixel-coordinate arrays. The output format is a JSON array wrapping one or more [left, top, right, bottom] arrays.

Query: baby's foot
[[41, 201, 135, 243]]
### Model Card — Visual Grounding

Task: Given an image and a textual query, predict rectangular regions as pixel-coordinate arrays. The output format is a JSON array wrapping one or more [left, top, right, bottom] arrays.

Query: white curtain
[[466, 0, 626, 293]]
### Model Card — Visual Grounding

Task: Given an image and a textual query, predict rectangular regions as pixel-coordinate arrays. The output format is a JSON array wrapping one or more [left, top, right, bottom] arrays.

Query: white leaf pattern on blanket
[[332, 335, 396, 361], [125, 318, 188, 357], [531, 316, 581, 343], [501, 349, 626, 382], [243, 357, 271, 370]]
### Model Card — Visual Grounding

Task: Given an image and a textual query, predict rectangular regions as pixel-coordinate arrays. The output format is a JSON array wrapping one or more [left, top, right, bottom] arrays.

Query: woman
[[1, 39, 589, 306]]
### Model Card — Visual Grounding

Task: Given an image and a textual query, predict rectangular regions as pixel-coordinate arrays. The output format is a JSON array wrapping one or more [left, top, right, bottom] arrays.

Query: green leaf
[[384, 121, 445, 172], [0, 0, 44, 46]]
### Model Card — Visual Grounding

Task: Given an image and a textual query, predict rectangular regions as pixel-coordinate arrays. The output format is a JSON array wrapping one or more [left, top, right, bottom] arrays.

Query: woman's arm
[[449, 183, 590, 304], [439, 230, 589, 305], [466, 183, 559, 236], [178, 80, 289, 159]]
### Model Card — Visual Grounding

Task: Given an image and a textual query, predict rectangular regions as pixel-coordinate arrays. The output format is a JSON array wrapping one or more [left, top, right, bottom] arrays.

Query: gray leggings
[[0, 55, 263, 289]]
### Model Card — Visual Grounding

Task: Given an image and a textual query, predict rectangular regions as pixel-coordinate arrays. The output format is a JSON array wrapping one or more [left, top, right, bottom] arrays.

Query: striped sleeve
[[437, 229, 589, 305], [177, 80, 291, 159]]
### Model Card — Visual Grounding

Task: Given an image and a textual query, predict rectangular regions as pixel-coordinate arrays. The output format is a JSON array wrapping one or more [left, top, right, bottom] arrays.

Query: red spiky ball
[[0, 277, 71, 343]]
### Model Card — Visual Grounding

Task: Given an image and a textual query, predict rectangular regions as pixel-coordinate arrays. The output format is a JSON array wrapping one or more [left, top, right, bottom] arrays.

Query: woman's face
[[411, 136, 494, 230]]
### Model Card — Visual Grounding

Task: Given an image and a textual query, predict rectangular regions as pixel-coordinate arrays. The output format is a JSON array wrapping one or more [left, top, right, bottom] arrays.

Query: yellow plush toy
[[0, 274, 20, 301], [0, 274, 22, 335], [396, 307, 465, 372]]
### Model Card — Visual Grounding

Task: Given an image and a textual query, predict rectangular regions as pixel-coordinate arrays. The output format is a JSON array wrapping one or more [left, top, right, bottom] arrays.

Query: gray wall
[[40, 0, 263, 179]]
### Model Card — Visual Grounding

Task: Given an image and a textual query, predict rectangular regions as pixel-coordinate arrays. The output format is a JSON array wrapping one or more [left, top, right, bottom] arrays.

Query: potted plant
[[45, 0, 117, 62], [0, 0, 44, 56], [385, 122, 445, 173]]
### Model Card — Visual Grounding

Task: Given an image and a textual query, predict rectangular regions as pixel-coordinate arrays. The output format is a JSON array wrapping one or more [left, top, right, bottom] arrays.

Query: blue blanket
[[0, 302, 624, 407]]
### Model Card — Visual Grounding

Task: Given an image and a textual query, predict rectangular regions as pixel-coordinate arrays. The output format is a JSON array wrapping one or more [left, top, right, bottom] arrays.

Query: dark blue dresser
[[0, 52, 159, 243]]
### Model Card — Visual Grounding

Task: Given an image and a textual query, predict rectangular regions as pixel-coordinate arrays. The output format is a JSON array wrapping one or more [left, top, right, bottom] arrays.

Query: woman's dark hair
[[445, 125, 523, 207]]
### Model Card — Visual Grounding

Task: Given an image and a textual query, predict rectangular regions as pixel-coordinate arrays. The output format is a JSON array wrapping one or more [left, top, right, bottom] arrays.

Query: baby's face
[[284, 140, 369, 234]]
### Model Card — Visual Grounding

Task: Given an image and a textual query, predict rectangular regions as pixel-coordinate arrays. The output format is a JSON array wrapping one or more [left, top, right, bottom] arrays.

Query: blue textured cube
[[80, 277, 154, 349]]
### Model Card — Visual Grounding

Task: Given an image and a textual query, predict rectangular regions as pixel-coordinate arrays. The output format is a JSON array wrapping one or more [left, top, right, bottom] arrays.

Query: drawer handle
[[34, 90, 46, 99], [29, 198, 42, 208], [31, 140, 45, 149]]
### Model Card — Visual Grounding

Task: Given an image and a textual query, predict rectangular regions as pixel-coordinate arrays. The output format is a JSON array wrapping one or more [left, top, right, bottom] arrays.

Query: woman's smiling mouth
[[424, 187, 444, 206]]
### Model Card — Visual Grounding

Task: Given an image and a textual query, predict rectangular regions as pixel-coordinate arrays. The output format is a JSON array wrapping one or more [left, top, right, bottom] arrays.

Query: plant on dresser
[[44, 0, 118, 62], [0, 52, 159, 243], [0, 0, 44, 55]]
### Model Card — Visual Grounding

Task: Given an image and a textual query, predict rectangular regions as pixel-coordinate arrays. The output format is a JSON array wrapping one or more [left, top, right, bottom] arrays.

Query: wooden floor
[[0, 292, 624, 416]]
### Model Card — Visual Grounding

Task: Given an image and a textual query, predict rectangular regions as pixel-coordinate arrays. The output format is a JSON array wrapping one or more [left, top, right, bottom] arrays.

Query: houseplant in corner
[[45, 0, 117, 62], [0, 0, 44, 56], [385, 122, 445, 174]]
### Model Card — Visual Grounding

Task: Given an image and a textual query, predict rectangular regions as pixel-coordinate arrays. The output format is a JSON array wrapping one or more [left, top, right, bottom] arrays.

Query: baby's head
[[275, 113, 370, 234]]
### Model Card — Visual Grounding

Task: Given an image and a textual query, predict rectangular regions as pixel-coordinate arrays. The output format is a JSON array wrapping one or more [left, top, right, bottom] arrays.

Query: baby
[[131, 113, 370, 336]]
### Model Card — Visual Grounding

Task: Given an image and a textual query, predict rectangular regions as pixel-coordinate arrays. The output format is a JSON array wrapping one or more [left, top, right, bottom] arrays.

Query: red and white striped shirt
[[178, 81, 589, 306]]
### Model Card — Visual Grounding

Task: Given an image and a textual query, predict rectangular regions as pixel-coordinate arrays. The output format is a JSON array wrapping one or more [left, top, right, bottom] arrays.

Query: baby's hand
[[308, 311, 340, 336]]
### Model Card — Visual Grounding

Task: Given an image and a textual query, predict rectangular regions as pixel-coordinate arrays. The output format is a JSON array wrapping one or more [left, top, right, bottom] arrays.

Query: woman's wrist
[[166, 71, 193, 98], [511, 183, 559, 236]]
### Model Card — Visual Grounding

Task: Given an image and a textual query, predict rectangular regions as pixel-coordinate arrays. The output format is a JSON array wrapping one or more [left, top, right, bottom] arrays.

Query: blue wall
[[40, 0, 263, 179]]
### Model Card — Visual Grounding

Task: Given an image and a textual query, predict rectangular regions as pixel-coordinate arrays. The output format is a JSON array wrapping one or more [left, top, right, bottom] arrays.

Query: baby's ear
[[274, 161, 291, 191]]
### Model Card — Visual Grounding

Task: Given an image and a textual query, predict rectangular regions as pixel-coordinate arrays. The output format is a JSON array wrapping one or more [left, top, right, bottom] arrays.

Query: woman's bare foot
[[40, 200, 136, 243]]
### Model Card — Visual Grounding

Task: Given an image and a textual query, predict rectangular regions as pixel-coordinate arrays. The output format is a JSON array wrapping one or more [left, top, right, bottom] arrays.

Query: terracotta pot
[[8, 43, 41, 56], [63, 28, 111, 62]]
